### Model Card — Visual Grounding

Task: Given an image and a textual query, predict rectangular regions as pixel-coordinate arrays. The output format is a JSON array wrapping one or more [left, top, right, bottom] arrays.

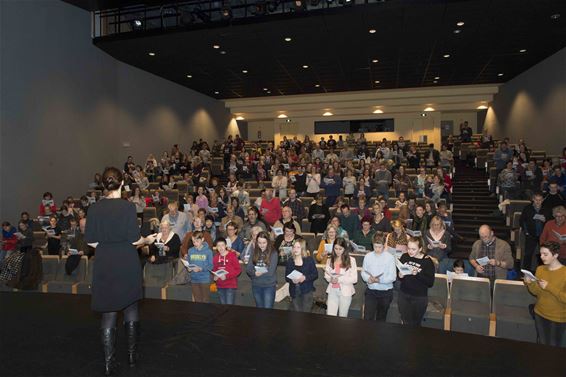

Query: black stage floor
[[1, 293, 564, 377]]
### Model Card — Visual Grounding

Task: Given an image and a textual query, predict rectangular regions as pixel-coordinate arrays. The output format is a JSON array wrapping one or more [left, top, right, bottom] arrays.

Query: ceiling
[[80, 0, 566, 100]]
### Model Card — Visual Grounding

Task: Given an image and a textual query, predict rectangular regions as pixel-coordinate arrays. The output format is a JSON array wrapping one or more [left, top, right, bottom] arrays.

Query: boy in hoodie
[[186, 231, 213, 303]]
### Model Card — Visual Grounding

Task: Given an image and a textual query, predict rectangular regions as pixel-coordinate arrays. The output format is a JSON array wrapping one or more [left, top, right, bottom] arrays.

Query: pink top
[[332, 264, 341, 289], [196, 195, 209, 209]]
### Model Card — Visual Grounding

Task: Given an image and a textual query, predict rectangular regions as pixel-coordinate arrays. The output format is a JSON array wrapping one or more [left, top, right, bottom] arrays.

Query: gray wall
[[483, 47, 566, 154], [0, 0, 234, 222]]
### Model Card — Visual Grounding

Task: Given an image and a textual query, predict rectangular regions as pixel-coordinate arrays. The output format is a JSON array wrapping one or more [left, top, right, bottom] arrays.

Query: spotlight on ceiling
[[322, 111, 333, 116], [131, 19, 143, 30], [477, 105, 488, 110], [292, 0, 307, 11], [277, 114, 288, 118], [456, 21, 465, 26], [235, 116, 245, 120], [498, 73, 504, 77], [423, 106, 435, 112], [221, 5, 232, 20], [519, 49, 527, 53], [373, 109, 384, 114]]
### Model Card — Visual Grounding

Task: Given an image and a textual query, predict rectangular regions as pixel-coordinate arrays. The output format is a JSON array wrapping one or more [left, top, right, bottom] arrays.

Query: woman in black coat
[[308, 194, 330, 235], [85, 167, 156, 376]]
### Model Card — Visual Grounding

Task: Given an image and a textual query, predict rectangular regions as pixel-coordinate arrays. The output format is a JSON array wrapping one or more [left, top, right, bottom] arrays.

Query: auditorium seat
[[300, 197, 315, 207], [492, 279, 537, 343], [175, 182, 188, 194], [301, 232, 317, 254], [75, 258, 94, 295], [143, 207, 157, 223], [422, 274, 449, 330], [450, 277, 491, 336], [40, 256, 60, 293], [164, 189, 179, 203], [505, 200, 531, 226], [301, 218, 311, 233], [32, 231, 47, 250], [143, 261, 174, 299], [45, 256, 87, 294]]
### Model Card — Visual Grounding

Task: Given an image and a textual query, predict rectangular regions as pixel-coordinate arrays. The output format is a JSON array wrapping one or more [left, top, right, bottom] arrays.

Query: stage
[[1, 293, 564, 377]]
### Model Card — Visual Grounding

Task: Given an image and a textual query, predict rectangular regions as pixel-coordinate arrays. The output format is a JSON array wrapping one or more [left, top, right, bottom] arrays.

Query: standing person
[[361, 233, 396, 321], [285, 238, 318, 312], [85, 167, 157, 375], [539, 206, 566, 264], [308, 194, 330, 235], [45, 216, 62, 256], [324, 237, 358, 317], [185, 231, 213, 303], [397, 237, 435, 327], [212, 237, 242, 305], [246, 231, 278, 309], [468, 225, 513, 285], [520, 192, 551, 272], [524, 242, 566, 347]]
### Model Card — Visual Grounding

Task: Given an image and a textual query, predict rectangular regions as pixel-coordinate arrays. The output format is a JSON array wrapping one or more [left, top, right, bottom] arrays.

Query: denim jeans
[[252, 285, 276, 309], [218, 288, 237, 305]]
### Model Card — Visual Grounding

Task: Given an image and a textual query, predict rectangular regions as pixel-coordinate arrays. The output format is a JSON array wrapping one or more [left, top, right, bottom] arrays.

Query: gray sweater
[[246, 249, 278, 287]]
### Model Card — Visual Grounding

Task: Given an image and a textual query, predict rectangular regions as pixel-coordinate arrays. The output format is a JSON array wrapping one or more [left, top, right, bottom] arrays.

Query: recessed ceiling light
[[443, 54, 451, 58], [456, 21, 465, 26], [322, 111, 333, 116], [373, 109, 384, 114], [372, 59, 379, 63], [315, 84, 320, 87], [498, 73, 504, 77], [186, 74, 192, 78], [220, 50, 227, 55], [374, 80, 380, 84], [214, 91, 219, 94], [148, 52, 156, 56], [453, 29, 461, 34], [235, 116, 245, 120], [369, 29, 376, 34], [263, 87, 268, 91], [424, 106, 435, 112], [433, 80, 438, 84], [242, 70, 248, 73], [266, 91, 271, 94], [284, 37, 292, 42], [213, 44, 220, 49], [519, 49, 527, 53], [302, 65, 309, 69], [550, 13, 560, 20], [277, 114, 288, 119], [434, 76, 440, 80], [477, 105, 488, 110]]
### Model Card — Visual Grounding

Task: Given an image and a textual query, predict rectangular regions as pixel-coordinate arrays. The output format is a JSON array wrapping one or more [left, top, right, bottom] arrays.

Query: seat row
[[1, 255, 537, 344]]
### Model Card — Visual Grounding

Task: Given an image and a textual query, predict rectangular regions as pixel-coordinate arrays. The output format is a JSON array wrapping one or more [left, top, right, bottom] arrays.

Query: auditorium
[[0, 0, 565, 376]]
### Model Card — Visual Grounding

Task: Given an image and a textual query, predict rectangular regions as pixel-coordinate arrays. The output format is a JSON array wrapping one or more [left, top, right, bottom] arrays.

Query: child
[[453, 259, 466, 275], [212, 238, 242, 305], [39, 192, 57, 217], [186, 231, 213, 303]]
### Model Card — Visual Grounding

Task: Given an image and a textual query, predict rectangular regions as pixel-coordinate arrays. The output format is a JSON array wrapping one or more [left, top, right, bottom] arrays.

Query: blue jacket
[[285, 256, 318, 298], [186, 244, 213, 283], [321, 175, 342, 197]]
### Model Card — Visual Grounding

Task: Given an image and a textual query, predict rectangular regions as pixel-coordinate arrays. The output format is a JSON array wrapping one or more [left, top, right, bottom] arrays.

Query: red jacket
[[212, 251, 241, 289], [260, 197, 281, 226], [39, 203, 57, 216]]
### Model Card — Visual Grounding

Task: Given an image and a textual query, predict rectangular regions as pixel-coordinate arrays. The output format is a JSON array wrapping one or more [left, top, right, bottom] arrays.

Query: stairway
[[450, 161, 511, 259]]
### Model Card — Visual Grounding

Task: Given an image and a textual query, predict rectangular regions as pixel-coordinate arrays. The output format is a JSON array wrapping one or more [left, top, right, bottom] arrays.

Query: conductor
[[85, 167, 156, 376]]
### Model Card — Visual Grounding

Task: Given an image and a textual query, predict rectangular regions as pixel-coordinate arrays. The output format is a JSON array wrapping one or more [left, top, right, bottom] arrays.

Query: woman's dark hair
[[541, 242, 560, 256], [43, 192, 52, 199], [253, 231, 274, 267], [2, 221, 11, 227], [102, 167, 123, 191], [283, 221, 296, 233], [330, 237, 352, 270]]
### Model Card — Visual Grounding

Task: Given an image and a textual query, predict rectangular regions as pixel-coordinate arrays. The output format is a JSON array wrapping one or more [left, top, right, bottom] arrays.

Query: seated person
[[352, 217, 375, 251], [272, 206, 302, 236], [274, 222, 299, 265]]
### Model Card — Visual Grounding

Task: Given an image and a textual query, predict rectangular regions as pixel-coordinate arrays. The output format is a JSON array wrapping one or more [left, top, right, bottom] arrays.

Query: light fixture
[[148, 52, 156, 56], [443, 54, 450, 58], [433, 80, 438, 84], [374, 80, 380, 84], [369, 29, 376, 34], [322, 111, 333, 116], [235, 116, 245, 120], [498, 73, 504, 77], [213, 44, 220, 49], [277, 114, 288, 119], [456, 21, 465, 26], [242, 69, 248, 73], [214, 91, 219, 94], [373, 109, 384, 114], [372, 59, 379, 63], [550, 13, 560, 20], [519, 49, 527, 53], [266, 91, 271, 94], [302, 65, 309, 69], [220, 51, 227, 55], [186, 74, 192, 78], [453, 29, 462, 34], [132, 19, 143, 29], [423, 106, 435, 112], [284, 37, 292, 42], [263, 87, 268, 91], [477, 105, 488, 110], [315, 84, 320, 87], [221, 5, 233, 20], [420, 113, 428, 117], [434, 76, 440, 80]]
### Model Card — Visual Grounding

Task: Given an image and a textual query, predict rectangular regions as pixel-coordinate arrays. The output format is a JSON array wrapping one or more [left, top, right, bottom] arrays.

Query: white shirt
[[361, 251, 397, 291]]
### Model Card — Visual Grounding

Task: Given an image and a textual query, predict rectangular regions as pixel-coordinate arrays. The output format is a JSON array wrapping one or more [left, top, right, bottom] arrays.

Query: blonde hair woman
[[284, 238, 318, 312], [316, 224, 338, 264]]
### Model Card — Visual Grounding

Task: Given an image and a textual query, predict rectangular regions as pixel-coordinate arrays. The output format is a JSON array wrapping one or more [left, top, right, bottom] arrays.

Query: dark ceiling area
[[80, 0, 566, 99]]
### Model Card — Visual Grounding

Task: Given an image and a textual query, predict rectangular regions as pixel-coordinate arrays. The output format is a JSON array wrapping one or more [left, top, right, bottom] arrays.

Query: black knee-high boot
[[124, 321, 139, 367], [101, 328, 117, 376]]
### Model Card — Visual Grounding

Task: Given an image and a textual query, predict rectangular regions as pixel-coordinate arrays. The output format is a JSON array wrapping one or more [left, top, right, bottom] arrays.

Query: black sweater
[[399, 254, 435, 297]]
